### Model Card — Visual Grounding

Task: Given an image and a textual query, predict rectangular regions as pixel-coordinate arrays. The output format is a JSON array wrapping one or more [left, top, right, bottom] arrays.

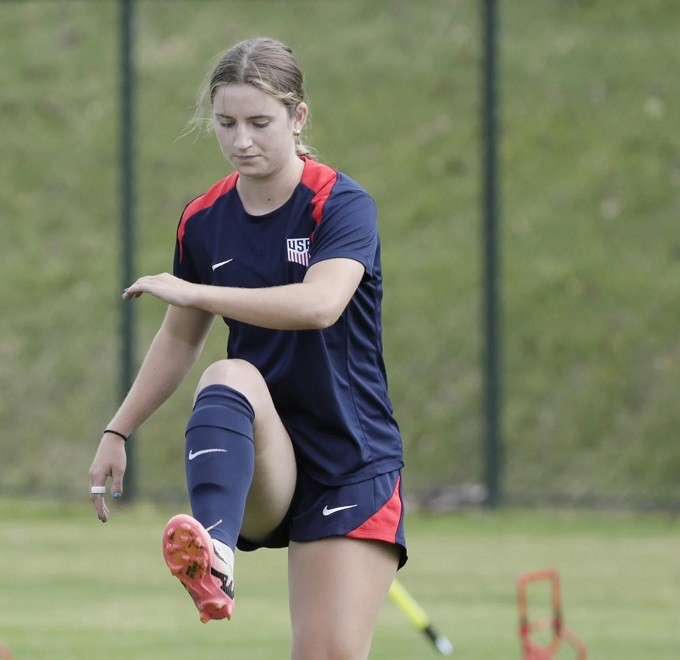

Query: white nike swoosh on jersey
[[212, 259, 233, 271], [188, 448, 228, 460], [322, 504, 358, 516]]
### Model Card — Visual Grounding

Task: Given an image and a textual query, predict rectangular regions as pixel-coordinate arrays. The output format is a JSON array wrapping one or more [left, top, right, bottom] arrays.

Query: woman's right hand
[[88, 434, 128, 522]]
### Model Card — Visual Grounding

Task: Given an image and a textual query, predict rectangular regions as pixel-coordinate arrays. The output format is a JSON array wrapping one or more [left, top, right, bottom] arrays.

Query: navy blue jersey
[[174, 157, 403, 485]]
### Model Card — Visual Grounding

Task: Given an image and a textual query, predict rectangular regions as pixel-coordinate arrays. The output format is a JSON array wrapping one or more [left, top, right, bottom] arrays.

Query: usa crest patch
[[287, 237, 310, 267]]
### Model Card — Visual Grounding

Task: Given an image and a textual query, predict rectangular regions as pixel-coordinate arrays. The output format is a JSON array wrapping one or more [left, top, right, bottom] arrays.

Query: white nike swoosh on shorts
[[188, 448, 228, 460], [322, 504, 358, 516], [212, 259, 233, 271]]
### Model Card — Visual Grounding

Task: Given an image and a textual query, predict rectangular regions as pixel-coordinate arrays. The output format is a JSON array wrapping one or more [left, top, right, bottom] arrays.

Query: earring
[[293, 129, 301, 137]]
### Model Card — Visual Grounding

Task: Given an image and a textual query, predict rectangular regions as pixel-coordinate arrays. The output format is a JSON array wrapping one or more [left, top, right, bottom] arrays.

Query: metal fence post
[[119, 0, 136, 500], [481, 0, 502, 506]]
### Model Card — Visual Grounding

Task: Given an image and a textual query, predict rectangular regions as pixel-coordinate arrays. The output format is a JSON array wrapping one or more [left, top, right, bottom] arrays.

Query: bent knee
[[199, 358, 262, 383], [195, 359, 267, 403]]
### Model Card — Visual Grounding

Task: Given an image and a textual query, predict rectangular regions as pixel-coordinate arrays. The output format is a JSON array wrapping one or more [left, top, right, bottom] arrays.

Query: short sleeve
[[173, 214, 202, 284], [308, 185, 378, 276]]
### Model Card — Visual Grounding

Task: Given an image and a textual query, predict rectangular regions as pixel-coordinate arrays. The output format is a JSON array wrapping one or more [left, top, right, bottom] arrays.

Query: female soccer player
[[89, 37, 406, 659]]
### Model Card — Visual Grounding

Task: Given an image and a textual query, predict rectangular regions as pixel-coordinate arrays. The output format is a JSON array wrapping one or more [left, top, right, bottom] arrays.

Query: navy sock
[[184, 383, 255, 551]]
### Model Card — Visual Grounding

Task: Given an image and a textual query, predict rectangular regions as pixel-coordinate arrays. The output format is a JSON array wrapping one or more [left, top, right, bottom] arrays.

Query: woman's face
[[212, 84, 306, 179]]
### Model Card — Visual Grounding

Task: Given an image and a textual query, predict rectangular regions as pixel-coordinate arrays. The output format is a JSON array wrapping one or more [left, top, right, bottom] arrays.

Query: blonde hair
[[187, 38, 312, 157]]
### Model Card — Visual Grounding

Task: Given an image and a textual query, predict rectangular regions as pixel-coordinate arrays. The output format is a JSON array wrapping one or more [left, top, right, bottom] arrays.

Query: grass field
[[1, 4, 678, 654], [1, 499, 678, 659]]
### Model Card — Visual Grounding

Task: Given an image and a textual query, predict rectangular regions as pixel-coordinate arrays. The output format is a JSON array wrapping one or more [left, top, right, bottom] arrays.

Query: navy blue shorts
[[237, 467, 408, 569]]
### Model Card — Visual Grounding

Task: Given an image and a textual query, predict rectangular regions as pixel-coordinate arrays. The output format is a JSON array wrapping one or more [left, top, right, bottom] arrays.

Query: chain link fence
[[1, 1, 677, 511]]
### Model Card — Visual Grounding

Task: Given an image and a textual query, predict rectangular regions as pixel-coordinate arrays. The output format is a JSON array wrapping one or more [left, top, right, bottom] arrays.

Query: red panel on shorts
[[346, 476, 402, 544]]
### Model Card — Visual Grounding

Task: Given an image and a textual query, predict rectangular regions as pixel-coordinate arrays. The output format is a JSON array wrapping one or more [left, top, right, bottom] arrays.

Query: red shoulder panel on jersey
[[299, 157, 338, 225], [177, 172, 238, 262]]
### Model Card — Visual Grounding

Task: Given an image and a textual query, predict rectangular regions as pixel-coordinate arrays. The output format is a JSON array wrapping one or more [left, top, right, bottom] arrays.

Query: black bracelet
[[104, 429, 128, 442]]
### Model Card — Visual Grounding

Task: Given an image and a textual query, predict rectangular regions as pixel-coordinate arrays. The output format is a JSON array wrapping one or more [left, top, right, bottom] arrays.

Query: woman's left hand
[[123, 273, 196, 307]]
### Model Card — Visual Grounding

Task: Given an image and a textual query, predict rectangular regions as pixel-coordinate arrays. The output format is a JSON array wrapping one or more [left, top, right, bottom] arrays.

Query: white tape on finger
[[90, 486, 106, 494]]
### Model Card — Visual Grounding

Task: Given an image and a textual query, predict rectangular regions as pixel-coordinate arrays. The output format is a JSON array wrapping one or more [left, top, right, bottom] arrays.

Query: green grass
[[0, 1, 679, 506], [1, 499, 679, 658]]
